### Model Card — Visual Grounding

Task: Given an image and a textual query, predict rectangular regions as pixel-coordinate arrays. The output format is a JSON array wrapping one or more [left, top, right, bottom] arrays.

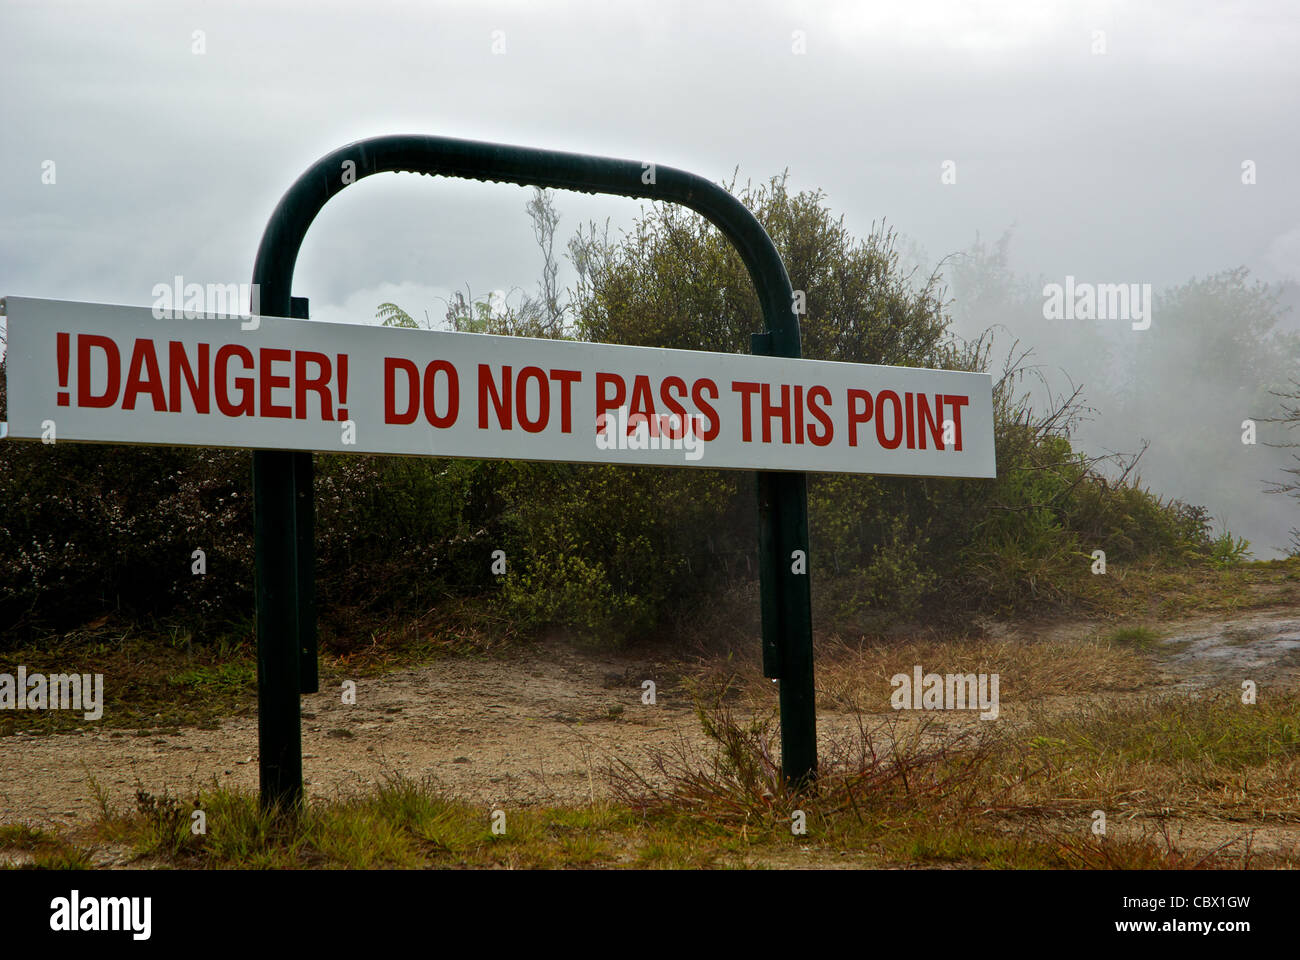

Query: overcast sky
[[3, 0, 1298, 550], [3, 0, 1296, 319]]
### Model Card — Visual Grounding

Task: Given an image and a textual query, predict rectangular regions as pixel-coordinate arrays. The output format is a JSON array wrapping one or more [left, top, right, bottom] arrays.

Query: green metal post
[[250, 134, 818, 804], [751, 332, 816, 787], [252, 447, 301, 811], [251, 285, 303, 812], [291, 296, 318, 696], [760, 472, 816, 786]]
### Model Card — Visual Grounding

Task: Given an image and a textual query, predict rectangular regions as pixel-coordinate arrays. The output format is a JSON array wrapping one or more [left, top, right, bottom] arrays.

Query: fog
[[2, 0, 1296, 554], [911, 231, 1300, 558]]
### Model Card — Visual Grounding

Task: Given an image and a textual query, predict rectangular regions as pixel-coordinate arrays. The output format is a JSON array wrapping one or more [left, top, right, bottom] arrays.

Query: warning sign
[[2, 296, 995, 477]]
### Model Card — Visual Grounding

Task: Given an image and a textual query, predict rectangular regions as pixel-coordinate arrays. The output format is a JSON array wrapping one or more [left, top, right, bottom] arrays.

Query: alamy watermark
[[0, 666, 103, 720], [596, 406, 707, 462], [890, 665, 999, 720], [50, 890, 150, 940], [151, 276, 260, 320], [1042, 276, 1152, 330]]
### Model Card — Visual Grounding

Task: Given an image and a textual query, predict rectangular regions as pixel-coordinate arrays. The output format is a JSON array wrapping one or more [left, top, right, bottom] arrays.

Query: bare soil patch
[[3, 604, 1298, 855]]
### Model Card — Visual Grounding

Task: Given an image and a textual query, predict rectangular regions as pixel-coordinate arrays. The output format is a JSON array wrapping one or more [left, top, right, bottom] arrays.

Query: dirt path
[[2, 643, 705, 827], [3, 608, 1298, 835]]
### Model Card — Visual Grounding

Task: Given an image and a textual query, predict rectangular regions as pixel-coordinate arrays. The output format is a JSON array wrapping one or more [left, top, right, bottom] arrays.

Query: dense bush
[[0, 392, 254, 639]]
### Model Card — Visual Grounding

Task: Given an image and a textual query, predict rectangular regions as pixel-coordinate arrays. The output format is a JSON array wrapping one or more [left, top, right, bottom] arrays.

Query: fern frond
[[377, 302, 418, 328]]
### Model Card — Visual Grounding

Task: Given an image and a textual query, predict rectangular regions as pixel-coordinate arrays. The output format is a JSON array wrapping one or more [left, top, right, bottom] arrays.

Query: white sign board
[[1, 296, 996, 477]]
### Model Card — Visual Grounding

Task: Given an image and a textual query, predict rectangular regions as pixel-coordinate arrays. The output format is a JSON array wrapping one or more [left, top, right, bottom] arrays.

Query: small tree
[[1267, 378, 1300, 554]]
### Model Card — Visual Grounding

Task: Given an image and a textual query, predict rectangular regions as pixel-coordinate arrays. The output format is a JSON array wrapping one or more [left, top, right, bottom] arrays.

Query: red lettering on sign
[[628, 375, 657, 436], [77, 334, 120, 408], [295, 351, 333, 420], [335, 353, 348, 420], [692, 378, 720, 441], [423, 359, 459, 428], [515, 366, 549, 433], [659, 376, 688, 439], [122, 338, 167, 411], [917, 393, 943, 449], [385, 358, 420, 425], [807, 385, 833, 446], [760, 383, 791, 444], [43, 329, 976, 470], [875, 390, 903, 449], [549, 369, 581, 433], [169, 342, 210, 414], [847, 388, 873, 446], [731, 380, 761, 442], [215, 344, 255, 417], [385, 358, 458, 427], [259, 348, 293, 419], [944, 394, 969, 451], [56, 332, 70, 406], [479, 364, 512, 429], [595, 372, 625, 431]]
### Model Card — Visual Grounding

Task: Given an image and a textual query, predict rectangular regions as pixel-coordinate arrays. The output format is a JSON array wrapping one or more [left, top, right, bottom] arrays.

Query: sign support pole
[[250, 134, 818, 810], [759, 471, 817, 786], [252, 447, 301, 812], [291, 296, 318, 697]]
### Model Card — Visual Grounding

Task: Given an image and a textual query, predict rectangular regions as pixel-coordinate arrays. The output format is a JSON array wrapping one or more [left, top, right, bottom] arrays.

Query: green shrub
[[0, 433, 253, 641]]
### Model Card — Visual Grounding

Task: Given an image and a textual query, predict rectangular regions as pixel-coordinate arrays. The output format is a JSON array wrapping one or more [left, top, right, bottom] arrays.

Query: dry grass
[[685, 626, 1156, 721], [15, 678, 1300, 869], [1002, 689, 1300, 824], [605, 661, 1300, 868], [1073, 555, 1300, 619], [812, 633, 1155, 715]]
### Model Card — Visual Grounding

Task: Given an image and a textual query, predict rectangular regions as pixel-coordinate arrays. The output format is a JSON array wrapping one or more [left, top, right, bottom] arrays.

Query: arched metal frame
[[250, 135, 816, 810]]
